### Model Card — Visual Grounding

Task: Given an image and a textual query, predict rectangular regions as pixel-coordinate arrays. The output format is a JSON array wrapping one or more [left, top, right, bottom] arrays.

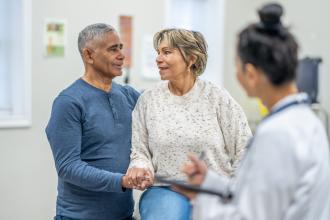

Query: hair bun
[[258, 3, 283, 31]]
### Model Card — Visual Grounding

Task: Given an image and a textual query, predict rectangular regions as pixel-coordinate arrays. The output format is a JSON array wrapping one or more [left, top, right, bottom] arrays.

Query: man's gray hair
[[78, 23, 116, 56]]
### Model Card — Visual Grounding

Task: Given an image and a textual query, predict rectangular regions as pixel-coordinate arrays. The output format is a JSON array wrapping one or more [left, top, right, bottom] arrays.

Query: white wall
[[0, 0, 329, 219], [224, 0, 330, 131], [0, 0, 165, 219]]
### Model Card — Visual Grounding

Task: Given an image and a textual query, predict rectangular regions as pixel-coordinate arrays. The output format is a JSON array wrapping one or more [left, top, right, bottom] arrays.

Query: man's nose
[[118, 50, 125, 60]]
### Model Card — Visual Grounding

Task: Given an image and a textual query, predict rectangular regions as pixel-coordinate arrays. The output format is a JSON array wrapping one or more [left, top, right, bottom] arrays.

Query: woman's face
[[155, 40, 189, 81]]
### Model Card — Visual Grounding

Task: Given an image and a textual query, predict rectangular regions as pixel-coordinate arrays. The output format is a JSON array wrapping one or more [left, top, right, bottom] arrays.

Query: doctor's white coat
[[192, 94, 330, 220]]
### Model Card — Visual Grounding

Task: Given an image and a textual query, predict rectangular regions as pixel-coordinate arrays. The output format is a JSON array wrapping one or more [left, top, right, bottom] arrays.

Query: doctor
[[177, 3, 330, 220]]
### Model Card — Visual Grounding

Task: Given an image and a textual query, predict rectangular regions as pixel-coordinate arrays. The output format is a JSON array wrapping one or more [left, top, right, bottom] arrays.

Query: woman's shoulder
[[136, 81, 168, 103], [198, 78, 233, 102]]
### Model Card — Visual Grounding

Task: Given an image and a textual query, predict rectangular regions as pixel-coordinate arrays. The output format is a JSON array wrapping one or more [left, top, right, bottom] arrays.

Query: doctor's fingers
[[181, 161, 198, 176], [187, 153, 207, 174]]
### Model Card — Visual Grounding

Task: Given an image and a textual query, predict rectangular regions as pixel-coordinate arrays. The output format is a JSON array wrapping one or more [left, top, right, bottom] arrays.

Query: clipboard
[[155, 174, 233, 200]]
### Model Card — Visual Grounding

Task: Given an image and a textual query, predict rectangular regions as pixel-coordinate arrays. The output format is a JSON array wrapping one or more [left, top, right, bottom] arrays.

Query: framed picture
[[44, 19, 66, 57]]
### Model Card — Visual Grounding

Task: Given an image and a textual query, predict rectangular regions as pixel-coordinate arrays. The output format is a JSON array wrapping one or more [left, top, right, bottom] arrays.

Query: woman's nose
[[156, 54, 162, 63]]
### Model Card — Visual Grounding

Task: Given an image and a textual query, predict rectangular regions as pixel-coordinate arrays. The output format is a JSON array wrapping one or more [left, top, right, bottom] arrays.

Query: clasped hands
[[122, 167, 154, 190], [121, 153, 207, 197]]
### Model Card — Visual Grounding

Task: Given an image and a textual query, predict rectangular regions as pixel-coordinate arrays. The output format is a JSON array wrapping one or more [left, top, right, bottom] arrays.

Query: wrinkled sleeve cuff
[[202, 170, 230, 193], [112, 173, 126, 193]]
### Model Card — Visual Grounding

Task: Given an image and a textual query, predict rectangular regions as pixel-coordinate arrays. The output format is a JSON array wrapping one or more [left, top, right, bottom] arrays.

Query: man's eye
[[109, 48, 118, 52]]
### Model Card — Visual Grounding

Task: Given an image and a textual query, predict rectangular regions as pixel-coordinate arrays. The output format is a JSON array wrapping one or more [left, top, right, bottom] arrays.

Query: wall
[[224, 0, 330, 133], [0, 0, 329, 219], [0, 0, 165, 219]]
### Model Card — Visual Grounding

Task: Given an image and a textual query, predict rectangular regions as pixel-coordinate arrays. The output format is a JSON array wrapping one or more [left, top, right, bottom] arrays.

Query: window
[[0, 0, 31, 127], [165, 0, 226, 86]]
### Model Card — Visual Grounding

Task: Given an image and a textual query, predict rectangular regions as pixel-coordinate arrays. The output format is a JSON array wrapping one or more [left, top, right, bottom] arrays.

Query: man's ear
[[82, 48, 94, 64]]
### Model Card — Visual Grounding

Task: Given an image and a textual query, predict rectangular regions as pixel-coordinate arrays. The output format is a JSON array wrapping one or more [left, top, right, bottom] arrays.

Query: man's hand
[[173, 153, 208, 200], [121, 174, 132, 189], [125, 167, 154, 190]]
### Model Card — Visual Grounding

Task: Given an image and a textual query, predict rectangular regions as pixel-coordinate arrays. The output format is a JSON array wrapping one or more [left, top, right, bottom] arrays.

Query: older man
[[46, 23, 139, 220]]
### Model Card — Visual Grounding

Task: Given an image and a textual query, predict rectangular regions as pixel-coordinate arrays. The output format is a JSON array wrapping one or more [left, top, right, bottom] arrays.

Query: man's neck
[[82, 71, 113, 92]]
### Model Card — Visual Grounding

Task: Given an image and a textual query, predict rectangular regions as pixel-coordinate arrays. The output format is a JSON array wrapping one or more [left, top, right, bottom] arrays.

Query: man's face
[[89, 32, 125, 79]]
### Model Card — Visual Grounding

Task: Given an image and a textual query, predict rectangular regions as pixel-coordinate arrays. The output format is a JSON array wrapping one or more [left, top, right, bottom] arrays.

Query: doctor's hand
[[173, 153, 208, 200], [183, 153, 207, 185], [125, 167, 154, 190]]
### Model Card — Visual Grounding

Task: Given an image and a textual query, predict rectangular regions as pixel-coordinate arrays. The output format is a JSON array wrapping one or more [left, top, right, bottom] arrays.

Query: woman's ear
[[188, 55, 197, 68], [83, 48, 94, 64]]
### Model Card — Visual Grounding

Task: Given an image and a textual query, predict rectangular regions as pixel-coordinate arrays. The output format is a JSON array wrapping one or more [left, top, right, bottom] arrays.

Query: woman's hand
[[125, 167, 154, 190]]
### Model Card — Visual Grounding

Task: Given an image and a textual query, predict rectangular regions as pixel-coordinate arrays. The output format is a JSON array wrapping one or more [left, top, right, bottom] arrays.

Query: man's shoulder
[[52, 79, 85, 107], [57, 78, 86, 99], [113, 82, 140, 105], [115, 82, 138, 95], [60, 78, 82, 94]]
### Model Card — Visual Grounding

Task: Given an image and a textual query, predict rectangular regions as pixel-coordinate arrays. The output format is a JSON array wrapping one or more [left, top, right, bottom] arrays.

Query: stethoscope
[[263, 97, 310, 121], [246, 96, 310, 150]]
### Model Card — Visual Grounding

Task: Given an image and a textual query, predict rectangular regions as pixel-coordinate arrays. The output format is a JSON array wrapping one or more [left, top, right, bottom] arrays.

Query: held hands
[[122, 167, 154, 190], [173, 153, 208, 200]]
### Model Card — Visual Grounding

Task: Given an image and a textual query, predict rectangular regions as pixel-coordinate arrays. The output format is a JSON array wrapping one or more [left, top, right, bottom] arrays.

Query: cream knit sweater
[[129, 78, 252, 180]]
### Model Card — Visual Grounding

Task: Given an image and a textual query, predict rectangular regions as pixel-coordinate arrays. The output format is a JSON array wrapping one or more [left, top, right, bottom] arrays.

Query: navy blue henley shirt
[[46, 78, 139, 220]]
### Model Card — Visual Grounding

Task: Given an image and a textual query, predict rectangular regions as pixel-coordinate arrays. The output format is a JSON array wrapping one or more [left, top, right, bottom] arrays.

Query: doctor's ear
[[245, 63, 260, 79], [244, 63, 262, 86], [82, 48, 94, 64]]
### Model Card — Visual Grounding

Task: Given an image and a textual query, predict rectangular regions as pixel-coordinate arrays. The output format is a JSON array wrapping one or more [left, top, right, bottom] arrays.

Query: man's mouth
[[113, 64, 123, 69]]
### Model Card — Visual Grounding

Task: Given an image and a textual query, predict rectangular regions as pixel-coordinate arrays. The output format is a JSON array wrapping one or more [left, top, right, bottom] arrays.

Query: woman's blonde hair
[[153, 28, 208, 76]]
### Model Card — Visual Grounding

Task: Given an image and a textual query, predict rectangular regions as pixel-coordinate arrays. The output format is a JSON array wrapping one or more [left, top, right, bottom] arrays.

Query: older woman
[[126, 28, 251, 220]]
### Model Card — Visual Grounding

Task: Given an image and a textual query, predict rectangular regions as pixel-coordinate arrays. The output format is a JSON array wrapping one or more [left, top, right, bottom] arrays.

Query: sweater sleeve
[[45, 95, 125, 193], [216, 89, 252, 174], [129, 94, 155, 173]]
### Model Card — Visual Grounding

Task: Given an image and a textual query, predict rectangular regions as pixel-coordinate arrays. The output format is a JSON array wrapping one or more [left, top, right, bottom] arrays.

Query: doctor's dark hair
[[237, 3, 299, 86]]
